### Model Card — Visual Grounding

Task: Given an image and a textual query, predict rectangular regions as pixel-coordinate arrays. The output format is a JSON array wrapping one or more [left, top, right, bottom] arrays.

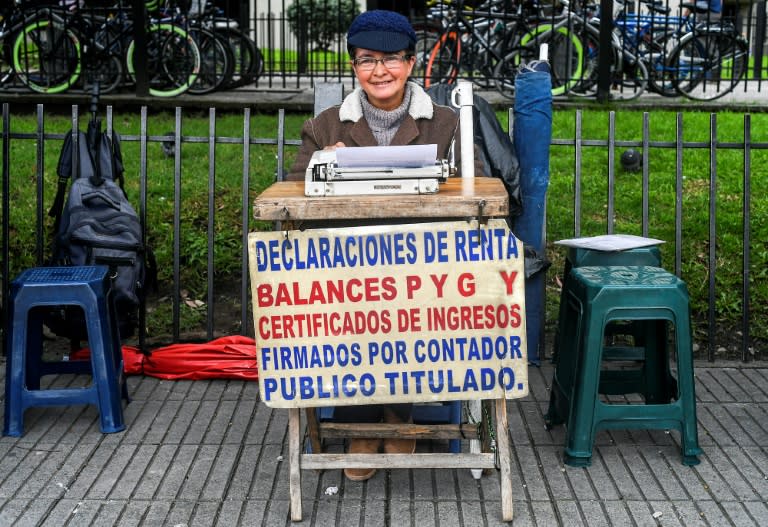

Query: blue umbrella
[[513, 58, 552, 364]]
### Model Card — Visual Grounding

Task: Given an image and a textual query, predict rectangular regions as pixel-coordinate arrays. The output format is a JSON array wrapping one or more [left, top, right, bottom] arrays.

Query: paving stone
[[699, 369, 737, 402], [141, 500, 173, 525], [239, 499, 268, 525], [739, 370, 768, 401], [362, 497, 385, 526], [115, 499, 151, 526], [554, 499, 586, 526], [458, 499, 485, 527], [178, 444, 219, 500], [529, 499, 558, 525], [264, 498, 290, 526], [563, 461, 599, 501], [202, 444, 242, 500], [68, 499, 103, 525], [619, 447, 667, 501], [672, 499, 708, 526], [0, 362, 765, 524], [190, 500, 221, 527], [642, 446, 690, 500], [388, 466, 412, 500], [719, 500, 759, 526], [513, 444, 548, 501], [338, 497, 363, 526], [388, 499, 412, 526], [600, 500, 633, 526], [694, 499, 737, 526], [214, 499, 245, 526], [702, 445, 761, 501]]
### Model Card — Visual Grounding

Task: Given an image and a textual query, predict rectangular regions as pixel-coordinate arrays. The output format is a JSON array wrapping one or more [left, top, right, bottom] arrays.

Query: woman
[[288, 9, 485, 482], [287, 9, 484, 182]]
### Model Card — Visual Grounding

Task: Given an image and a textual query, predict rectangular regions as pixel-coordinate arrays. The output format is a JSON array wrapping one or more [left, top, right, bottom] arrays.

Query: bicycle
[[491, 1, 586, 97], [424, 0, 584, 98], [560, 0, 649, 101], [608, 0, 747, 100], [1, 1, 48, 87], [180, 0, 263, 93], [10, 5, 81, 94], [423, 0, 515, 90], [159, 2, 234, 95], [12, 0, 201, 97]]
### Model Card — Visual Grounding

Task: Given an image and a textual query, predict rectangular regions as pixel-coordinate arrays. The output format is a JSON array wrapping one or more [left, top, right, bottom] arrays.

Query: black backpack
[[47, 125, 155, 342]]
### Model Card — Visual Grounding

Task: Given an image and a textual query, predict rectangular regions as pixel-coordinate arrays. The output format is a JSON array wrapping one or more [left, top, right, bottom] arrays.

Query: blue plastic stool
[[3, 266, 128, 436], [546, 266, 701, 467]]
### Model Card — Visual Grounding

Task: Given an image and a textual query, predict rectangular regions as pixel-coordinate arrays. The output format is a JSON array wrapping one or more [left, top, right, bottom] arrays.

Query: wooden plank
[[305, 408, 322, 454], [495, 398, 514, 522], [288, 408, 302, 521], [252, 178, 509, 221], [300, 452, 496, 470], [318, 422, 481, 440]]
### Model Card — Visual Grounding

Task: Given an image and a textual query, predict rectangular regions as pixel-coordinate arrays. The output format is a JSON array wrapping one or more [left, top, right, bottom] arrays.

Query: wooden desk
[[253, 178, 509, 222], [252, 177, 517, 522]]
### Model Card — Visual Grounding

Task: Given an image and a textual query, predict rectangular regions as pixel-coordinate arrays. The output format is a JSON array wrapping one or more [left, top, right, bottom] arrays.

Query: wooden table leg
[[468, 399, 483, 479], [495, 398, 514, 522], [288, 408, 302, 521], [305, 407, 322, 454]]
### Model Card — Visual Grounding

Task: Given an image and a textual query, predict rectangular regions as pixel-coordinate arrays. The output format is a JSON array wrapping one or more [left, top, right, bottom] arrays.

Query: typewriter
[[304, 145, 452, 197]]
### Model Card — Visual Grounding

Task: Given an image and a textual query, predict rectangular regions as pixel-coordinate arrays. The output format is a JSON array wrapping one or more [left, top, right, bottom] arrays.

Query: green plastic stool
[[552, 246, 662, 361], [552, 246, 677, 400], [546, 266, 701, 467]]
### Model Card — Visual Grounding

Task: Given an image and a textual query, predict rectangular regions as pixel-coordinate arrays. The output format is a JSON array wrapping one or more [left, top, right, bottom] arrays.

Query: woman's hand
[[323, 142, 346, 151]]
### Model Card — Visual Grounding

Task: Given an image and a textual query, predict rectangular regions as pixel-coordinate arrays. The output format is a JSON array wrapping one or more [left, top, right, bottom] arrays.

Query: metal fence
[[1, 102, 765, 362], [2, 0, 766, 98]]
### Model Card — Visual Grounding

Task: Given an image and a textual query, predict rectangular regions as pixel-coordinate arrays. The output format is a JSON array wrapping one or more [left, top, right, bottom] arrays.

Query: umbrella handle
[[451, 80, 475, 180], [90, 81, 100, 124]]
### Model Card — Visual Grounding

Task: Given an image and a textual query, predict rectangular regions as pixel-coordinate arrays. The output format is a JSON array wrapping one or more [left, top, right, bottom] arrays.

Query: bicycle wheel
[[567, 28, 601, 97], [126, 23, 200, 97], [646, 55, 679, 97], [492, 48, 518, 99], [220, 27, 262, 88], [424, 30, 460, 88], [412, 23, 441, 87], [1, 39, 15, 84], [83, 53, 123, 94], [672, 31, 748, 101], [495, 24, 583, 98], [12, 17, 80, 94], [188, 27, 233, 95], [522, 24, 584, 96]]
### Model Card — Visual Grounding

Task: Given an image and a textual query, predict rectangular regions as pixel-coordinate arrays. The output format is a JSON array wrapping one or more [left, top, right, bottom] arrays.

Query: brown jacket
[[287, 82, 486, 181]]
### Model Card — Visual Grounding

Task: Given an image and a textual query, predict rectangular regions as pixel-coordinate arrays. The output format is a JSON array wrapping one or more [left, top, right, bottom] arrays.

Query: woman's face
[[352, 48, 416, 111]]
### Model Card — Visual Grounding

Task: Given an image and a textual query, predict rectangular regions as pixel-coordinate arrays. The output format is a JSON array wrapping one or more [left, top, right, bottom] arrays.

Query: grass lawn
[[3, 106, 766, 354]]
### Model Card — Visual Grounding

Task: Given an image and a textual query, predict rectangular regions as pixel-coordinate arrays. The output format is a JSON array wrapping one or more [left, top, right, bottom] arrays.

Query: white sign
[[248, 219, 528, 408]]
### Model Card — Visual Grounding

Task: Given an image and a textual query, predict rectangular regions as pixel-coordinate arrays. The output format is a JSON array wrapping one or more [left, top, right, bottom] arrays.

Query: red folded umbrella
[[71, 335, 258, 381]]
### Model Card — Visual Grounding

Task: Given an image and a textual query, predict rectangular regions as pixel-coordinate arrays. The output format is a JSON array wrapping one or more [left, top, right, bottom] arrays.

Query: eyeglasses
[[352, 55, 412, 71]]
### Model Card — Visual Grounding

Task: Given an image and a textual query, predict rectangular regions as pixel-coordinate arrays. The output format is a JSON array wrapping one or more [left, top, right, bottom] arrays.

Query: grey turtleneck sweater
[[359, 85, 413, 146]]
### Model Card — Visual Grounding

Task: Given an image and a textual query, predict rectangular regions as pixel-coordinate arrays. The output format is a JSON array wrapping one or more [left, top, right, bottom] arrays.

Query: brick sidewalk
[[0, 360, 766, 525]]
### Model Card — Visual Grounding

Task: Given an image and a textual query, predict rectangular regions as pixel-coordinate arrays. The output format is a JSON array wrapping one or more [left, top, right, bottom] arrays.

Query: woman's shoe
[[344, 438, 381, 481]]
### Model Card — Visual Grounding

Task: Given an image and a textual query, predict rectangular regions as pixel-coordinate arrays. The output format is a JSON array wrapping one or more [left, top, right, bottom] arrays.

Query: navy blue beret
[[346, 10, 417, 53]]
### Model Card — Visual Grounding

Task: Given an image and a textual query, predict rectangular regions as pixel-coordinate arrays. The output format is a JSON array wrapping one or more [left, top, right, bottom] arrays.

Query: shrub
[[286, 0, 360, 52]]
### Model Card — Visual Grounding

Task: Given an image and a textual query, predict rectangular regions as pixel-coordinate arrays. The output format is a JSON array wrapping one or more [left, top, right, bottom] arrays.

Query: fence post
[[132, 0, 149, 96], [754, 1, 766, 80], [596, 0, 615, 102]]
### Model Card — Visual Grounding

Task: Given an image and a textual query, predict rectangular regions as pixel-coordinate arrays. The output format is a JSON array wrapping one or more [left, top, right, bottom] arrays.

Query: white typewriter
[[304, 144, 452, 197]]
